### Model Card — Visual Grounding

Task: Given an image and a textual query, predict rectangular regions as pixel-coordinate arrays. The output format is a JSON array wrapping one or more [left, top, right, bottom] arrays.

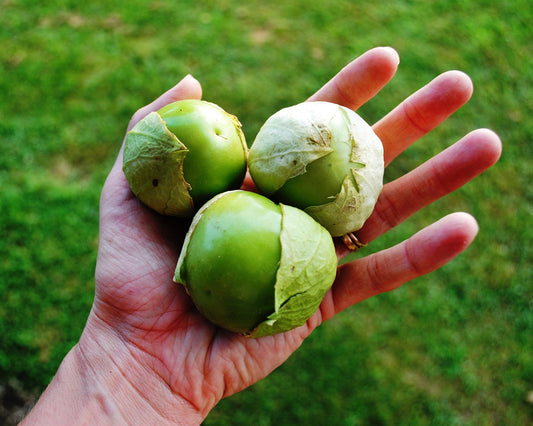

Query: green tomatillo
[[123, 99, 248, 216], [248, 101, 384, 238], [174, 190, 338, 337]]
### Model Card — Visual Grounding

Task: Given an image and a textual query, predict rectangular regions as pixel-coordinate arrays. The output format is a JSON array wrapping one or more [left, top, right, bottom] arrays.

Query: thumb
[[128, 74, 203, 132]]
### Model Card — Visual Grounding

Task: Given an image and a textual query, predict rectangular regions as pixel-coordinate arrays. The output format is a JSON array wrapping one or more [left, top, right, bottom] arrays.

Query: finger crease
[[332, 77, 357, 110], [404, 239, 425, 277], [402, 98, 431, 136], [365, 254, 386, 294], [373, 188, 404, 231]]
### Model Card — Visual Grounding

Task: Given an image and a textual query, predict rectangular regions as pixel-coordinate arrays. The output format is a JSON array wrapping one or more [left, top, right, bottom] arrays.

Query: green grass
[[1, 0, 532, 424]]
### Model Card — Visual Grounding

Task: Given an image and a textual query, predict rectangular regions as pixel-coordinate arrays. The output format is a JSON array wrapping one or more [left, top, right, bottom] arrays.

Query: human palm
[[84, 47, 501, 420]]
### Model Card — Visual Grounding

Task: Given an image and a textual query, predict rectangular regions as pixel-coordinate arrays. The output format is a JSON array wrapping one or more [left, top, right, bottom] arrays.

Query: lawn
[[1, 0, 532, 424]]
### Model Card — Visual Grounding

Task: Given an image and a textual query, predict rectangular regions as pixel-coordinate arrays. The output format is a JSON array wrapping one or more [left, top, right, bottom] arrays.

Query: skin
[[22, 47, 502, 425]]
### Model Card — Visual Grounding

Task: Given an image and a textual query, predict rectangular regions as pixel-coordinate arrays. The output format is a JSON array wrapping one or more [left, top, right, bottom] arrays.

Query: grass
[[1, 0, 532, 424]]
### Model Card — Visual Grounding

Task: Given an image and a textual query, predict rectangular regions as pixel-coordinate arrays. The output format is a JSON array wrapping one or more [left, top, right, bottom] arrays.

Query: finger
[[307, 46, 400, 110], [127, 74, 203, 131], [354, 128, 502, 245], [374, 70, 473, 165], [325, 212, 479, 318]]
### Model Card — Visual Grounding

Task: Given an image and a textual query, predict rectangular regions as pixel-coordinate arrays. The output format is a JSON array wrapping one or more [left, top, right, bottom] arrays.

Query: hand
[[23, 47, 501, 425]]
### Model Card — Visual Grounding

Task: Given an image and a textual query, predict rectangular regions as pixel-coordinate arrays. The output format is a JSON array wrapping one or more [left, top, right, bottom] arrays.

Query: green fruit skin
[[158, 100, 247, 206], [275, 110, 353, 208], [181, 191, 282, 334]]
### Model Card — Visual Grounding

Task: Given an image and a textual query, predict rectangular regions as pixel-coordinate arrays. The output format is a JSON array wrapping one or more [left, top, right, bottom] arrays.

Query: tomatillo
[[248, 101, 384, 237], [123, 100, 248, 216], [174, 190, 337, 337]]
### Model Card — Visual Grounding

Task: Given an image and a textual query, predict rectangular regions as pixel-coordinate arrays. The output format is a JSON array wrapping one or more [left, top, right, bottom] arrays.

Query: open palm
[[82, 47, 501, 423]]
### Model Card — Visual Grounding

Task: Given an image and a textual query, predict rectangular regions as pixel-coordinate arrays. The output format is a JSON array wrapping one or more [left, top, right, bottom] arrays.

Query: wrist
[[23, 311, 205, 425]]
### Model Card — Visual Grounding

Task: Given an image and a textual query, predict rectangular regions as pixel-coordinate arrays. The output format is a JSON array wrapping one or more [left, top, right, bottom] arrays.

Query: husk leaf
[[248, 106, 334, 194], [123, 111, 193, 216], [303, 105, 384, 236], [251, 204, 337, 337]]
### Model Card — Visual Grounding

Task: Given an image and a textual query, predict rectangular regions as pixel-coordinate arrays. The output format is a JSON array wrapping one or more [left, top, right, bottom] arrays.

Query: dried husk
[[249, 101, 384, 237], [123, 112, 193, 216]]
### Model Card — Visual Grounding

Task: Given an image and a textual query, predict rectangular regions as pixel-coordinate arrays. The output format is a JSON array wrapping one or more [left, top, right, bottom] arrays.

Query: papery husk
[[123, 111, 194, 216], [251, 203, 337, 338]]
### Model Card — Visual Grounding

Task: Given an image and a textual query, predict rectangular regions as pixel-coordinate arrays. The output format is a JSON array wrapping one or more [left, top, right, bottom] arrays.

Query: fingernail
[[182, 74, 198, 84], [383, 46, 400, 64]]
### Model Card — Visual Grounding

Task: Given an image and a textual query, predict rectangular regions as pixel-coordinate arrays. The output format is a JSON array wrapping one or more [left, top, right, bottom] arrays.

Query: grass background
[[1, 0, 531, 424]]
